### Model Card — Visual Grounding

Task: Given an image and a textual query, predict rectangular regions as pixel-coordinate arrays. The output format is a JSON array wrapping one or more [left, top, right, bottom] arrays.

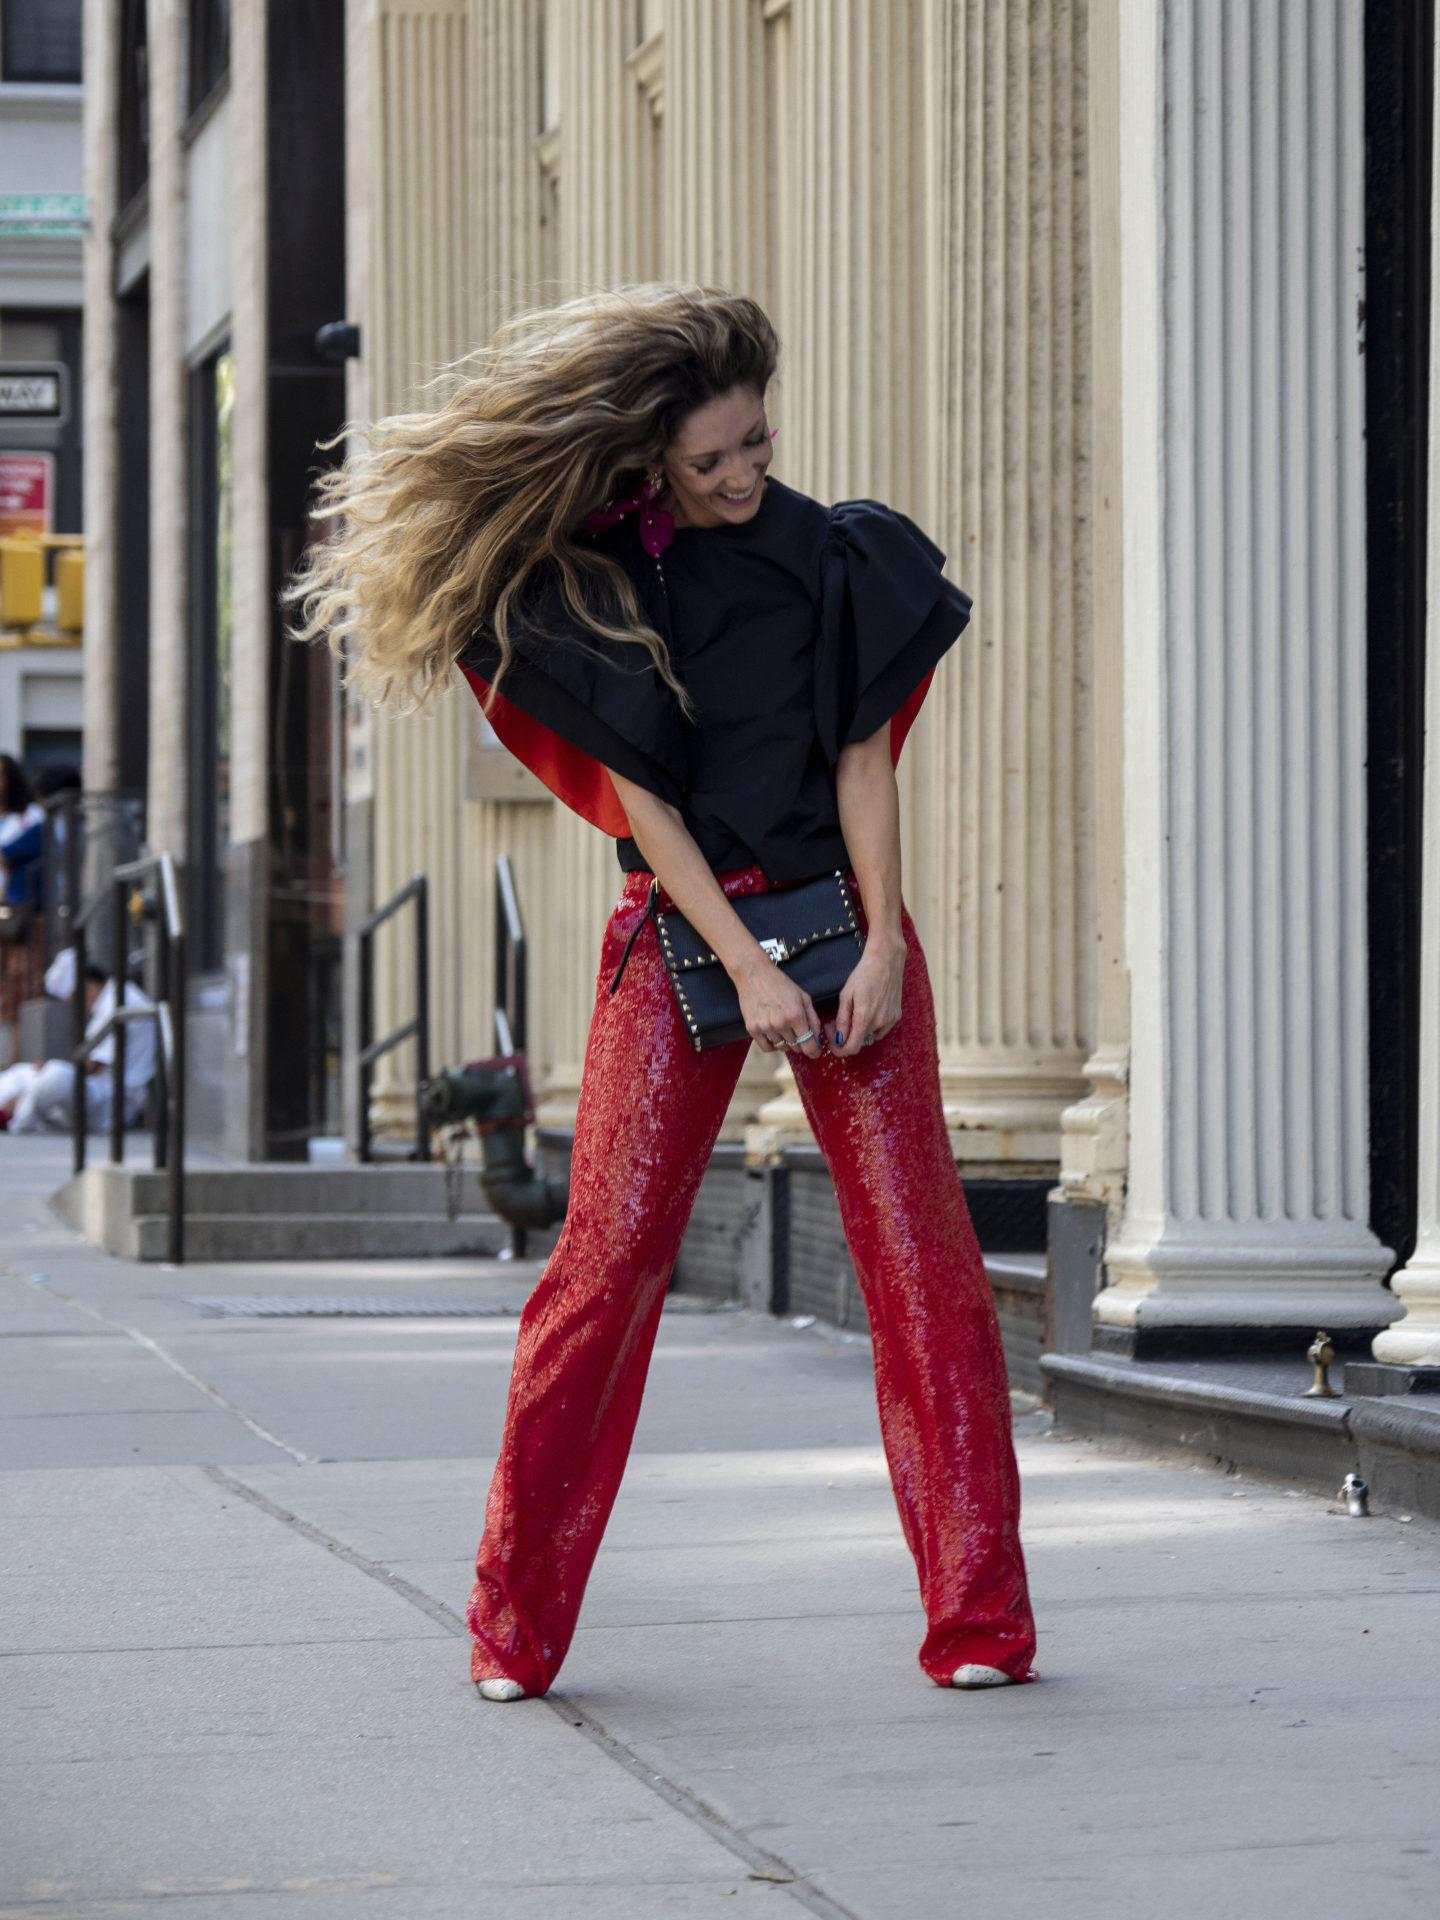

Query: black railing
[[42, 790, 146, 972], [356, 874, 430, 1163], [71, 851, 187, 1264], [493, 854, 528, 1054]]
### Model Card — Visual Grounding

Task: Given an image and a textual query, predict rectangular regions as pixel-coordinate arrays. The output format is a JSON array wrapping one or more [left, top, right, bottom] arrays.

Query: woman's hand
[[609, 773, 826, 1059], [830, 721, 906, 1060], [733, 952, 825, 1058], [825, 934, 905, 1058]]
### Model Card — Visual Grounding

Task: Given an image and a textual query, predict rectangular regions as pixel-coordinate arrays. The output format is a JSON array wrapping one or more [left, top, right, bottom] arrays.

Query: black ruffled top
[[460, 478, 971, 884]]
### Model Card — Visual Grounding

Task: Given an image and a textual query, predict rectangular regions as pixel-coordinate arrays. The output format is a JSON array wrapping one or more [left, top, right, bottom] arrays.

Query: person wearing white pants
[[0, 952, 155, 1134]]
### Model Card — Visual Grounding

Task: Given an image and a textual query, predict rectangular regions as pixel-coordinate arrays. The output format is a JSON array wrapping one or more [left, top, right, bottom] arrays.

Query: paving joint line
[[206, 1465, 864, 1920], [18, 1273, 310, 1463]]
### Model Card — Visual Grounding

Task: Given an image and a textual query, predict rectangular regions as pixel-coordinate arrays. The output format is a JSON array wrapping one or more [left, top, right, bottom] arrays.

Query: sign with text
[[0, 452, 53, 536], [0, 364, 67, 425]]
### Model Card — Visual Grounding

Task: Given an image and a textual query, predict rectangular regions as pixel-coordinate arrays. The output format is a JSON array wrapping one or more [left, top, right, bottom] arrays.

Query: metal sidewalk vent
[[184, 1295, 520, 1318]]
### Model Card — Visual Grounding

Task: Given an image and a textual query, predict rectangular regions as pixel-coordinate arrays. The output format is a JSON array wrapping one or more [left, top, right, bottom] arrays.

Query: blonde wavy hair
[[287, 284, 779, 709]]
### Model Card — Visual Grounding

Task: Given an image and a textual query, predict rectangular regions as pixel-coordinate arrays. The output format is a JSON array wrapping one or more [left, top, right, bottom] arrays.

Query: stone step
[[50, 1161, 508, 1262], [120, 1163, 490, 1216], [134, 1212, 508, 1263], [1042, 1349, 1440, 1523]]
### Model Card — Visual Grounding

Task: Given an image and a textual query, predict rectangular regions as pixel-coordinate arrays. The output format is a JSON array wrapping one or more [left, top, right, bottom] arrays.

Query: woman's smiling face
[[661, 385, 774, 529]]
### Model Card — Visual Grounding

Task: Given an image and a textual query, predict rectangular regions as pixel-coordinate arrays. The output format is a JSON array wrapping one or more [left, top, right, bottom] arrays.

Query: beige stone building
[[81, 2, 1440, 1422]]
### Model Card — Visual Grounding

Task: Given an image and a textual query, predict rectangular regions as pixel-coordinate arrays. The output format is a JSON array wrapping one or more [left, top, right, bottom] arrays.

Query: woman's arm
[[829, 721, 905, 1058], [609, 774, 826, 1058]]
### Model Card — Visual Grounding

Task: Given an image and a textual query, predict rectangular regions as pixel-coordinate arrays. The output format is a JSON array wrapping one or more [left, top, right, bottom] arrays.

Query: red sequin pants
[[468, 866, 1036, 1691]]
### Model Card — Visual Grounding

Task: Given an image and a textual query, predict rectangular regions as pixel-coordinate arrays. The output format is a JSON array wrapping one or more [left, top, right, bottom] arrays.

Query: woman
[[0, 755, 38, 849], [0, 755, 43, 1025], [292, 286, 1036, 1700]]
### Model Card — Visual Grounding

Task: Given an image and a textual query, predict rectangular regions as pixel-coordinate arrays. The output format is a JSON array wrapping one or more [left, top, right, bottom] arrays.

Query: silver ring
[[785, 1030, 816, 1050]]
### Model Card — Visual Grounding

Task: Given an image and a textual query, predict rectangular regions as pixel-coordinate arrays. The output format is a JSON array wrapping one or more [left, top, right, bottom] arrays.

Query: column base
[[1370, 1250, 1440, 1367], [1093, 1322, 1381, 1361], [1094, 1220, 1399, 1358]]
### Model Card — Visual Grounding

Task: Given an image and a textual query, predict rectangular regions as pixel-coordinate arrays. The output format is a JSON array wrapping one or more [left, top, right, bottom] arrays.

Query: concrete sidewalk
[[2, 1134, 1437, 1919]]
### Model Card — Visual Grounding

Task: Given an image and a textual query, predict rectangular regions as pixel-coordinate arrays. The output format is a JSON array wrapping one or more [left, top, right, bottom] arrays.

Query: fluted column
[[519, 0, 656, 1124], [228, 0, 268, 850], [748, 0, 947, 1150], [755, 1, 1095, 1166], [80, 0, 119, 791], [1373, 39, 1440, 1368], [144, 0, 188, 855], [1098, 0, 1396, 1351], [364, 0, 474, 1131], [662, 0, 764, 293], [916, 0, 1092, 1165], [1058, 0, 1127, 1213]]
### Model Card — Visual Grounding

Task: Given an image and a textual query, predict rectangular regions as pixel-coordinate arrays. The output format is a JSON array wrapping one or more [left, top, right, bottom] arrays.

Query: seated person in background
[[0, 947, 155, 1135]]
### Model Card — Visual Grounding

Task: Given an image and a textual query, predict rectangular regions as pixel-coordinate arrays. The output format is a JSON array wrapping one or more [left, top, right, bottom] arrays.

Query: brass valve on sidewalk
[[1302, 1330, 1338, 1399]]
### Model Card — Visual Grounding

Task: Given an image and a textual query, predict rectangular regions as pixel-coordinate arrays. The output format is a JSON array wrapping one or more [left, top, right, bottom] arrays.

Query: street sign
[[0, 363, 68, 426], [0, 451, 53, 536]]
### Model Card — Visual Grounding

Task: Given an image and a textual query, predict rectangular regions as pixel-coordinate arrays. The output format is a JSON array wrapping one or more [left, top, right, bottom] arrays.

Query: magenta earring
[[585, 468, 675, 557], [637, 471, 675, 558]]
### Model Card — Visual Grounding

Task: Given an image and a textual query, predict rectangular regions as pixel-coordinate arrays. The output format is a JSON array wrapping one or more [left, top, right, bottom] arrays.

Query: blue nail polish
[[835, 1031, 845, 1045]]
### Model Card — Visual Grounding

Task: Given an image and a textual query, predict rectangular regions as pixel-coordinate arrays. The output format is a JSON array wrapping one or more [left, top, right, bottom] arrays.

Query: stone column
[[750, 0, 948, 1152], [227, 1, 268, 853], [364, 0, 475, 1132], [754, 0, 1095, 1167], [1097, 0, 1397, 1356], [81, 0, 120, 791], [1056, 0, 1126, 1201], [662, 0, 764, 293], [914, 0, 1093, 1167], [518, 0, 654, 1125], [144, 0, 188, 856], [1372, 36, 1440, 1371]]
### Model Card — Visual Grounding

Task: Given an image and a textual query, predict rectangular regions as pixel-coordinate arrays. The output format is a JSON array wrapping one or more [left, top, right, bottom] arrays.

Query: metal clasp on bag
[[759, 936, 790, 964]]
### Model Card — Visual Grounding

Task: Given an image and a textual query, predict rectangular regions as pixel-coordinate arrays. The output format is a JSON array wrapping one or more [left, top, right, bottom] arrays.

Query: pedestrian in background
[[0, 947, 155, 1135], [291, 286, 1036, 1700]]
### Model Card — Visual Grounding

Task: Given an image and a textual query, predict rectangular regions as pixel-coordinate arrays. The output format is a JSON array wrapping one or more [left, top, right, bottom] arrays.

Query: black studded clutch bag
[[609, 870, 865, 1051]]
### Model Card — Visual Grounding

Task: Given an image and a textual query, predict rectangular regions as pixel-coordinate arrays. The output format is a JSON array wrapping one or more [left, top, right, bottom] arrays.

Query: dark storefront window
[[189, 349, 234, 974], [264, 0, 347, 1155], [189, 0, 230, 115], [0, 308, 83, 535], [1, 0, 82, 82], [118, 0, 149, 210]]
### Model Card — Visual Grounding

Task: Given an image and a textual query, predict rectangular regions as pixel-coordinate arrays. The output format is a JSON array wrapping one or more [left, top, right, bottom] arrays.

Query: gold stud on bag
[[608, 871, 865, 1050]]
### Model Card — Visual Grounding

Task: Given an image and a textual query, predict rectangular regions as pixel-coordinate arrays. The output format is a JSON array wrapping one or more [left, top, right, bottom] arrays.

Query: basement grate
[[184, 1295, 521, 1319]]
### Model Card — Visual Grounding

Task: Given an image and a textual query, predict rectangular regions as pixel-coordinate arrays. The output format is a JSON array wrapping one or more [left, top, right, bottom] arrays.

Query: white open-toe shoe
[[950, 1664, 1018, 1690], [475, 1677, 528, 1702]]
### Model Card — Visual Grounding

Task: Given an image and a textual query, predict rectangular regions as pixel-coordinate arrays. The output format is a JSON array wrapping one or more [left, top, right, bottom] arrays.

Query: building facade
[[83, 0, 348, 1158], [81, 0, 1440, 1382], [0, 0, 86, 777]]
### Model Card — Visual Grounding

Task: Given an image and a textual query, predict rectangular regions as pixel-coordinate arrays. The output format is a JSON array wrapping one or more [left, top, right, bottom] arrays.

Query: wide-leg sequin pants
[[468, 866, 1036, 1692]]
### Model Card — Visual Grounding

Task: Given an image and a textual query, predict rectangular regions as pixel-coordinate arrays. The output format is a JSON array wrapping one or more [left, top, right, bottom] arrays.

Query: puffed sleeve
[[459, 564, 687, 839], [815, 500, 972, 764]]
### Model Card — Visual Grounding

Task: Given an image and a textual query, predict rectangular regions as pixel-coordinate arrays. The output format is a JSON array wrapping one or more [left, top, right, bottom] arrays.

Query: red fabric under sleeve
[[459, 665, 631, 838], [888, 671, 933, 763]]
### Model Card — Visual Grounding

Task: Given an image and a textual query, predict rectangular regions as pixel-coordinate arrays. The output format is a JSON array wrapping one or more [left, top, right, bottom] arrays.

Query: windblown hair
[[287, 285, 780, 709]]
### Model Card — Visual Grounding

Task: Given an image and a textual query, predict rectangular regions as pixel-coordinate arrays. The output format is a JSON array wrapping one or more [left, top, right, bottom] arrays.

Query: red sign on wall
[[0, 451, 53, 537]]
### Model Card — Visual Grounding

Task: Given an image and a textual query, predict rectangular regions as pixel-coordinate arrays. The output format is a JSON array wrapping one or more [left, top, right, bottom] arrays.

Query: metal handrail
[[71, 851, 187, 1264], [356, 873, 430, 1163], [493, 854, 527, 1054]]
